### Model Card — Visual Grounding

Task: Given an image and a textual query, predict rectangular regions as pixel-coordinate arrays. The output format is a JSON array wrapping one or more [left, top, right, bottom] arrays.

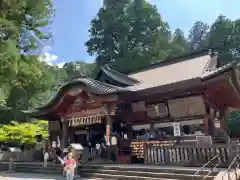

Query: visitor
[[88, 141, 92, 156], [96, 142, 100, 155], [62, 154, 67, 177], [43, 150, 49, 167], [110, 133, 118, 163], [64, 152, 77, 180], [100, 142, 106, 160], [195, 128, 204, 136]]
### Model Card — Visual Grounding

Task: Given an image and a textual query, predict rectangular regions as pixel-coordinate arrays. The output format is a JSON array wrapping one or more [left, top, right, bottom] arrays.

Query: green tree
[[228, 110, 240, 137], [188, 21, 209, 52], [169, 28, 189, 57], [63, 61, 96, 79], [0, 0, 56, 123], [0, 120, 48, 146], [207, 15, 238, 65], [85, 0, 171, 73]]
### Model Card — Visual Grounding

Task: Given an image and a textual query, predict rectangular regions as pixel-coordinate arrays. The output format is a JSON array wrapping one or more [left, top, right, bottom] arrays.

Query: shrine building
[[24, 49, 240, 163]]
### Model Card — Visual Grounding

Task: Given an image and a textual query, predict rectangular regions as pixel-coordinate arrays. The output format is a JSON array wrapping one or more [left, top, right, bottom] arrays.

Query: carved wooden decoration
[[67, 88, 83, 96]]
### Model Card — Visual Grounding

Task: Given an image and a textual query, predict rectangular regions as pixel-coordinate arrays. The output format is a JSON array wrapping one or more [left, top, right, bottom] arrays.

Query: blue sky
[[47, 0, 239, 65]]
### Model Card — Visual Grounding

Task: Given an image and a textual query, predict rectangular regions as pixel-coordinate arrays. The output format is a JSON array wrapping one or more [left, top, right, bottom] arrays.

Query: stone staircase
[[79, 164, 219, 180], [0, 162, 221, 180]]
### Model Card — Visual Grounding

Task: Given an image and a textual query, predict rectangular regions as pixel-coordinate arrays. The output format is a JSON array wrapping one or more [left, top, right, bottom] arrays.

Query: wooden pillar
[[203, 105, 211, 135], [106, 116, 112, 142], [203, 117, 209, 135], [60, 120, 69, 151], [127, 124, 133, 140], [150, 123, 155, 135], [105, 104, 112, 145], [220, 107, 228, 131]]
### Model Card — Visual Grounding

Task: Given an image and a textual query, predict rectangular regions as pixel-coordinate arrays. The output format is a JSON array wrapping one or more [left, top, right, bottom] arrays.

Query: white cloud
[[56, 62, 65, 68], [38, 52, 58, 65], [38, 52, 66, 68], [38, 45, 66, 67]]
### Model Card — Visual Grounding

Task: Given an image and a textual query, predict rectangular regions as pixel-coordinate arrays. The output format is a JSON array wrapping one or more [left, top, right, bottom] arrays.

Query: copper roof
[[128, 54, 212, 91]]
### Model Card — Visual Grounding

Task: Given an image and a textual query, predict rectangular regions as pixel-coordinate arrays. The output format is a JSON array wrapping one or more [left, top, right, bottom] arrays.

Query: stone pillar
[[60, 120, 69, 151]]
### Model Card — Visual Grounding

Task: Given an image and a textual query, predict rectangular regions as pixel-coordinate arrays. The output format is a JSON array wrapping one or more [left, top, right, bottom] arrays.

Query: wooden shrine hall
[[24, 49, 240, 165]]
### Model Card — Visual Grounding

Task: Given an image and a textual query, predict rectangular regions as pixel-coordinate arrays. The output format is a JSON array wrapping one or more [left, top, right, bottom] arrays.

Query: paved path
[[0, 172, 102, 180]]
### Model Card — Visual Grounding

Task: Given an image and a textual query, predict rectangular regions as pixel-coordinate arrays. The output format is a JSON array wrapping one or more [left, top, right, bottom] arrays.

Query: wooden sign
[[157, 103, 168, 117], [146, 103, 168, 118], [146, 104, 158, 118], [168, 96, 206, 118], [131, 101, 146, 112], [69, 116, 102, 127]]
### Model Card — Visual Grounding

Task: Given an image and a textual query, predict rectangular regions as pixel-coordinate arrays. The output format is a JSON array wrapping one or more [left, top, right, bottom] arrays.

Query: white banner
[[173, 123, 181, 136]]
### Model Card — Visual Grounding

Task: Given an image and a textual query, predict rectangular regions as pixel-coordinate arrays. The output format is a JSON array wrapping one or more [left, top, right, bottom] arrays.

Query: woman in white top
[[96, 143, 100, 155], [43, 151, 49, 167]]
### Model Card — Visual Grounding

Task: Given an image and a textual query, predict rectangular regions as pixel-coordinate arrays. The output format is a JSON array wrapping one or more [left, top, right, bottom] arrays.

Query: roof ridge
[[200, 52, 218, 77], [201, 60, 237, 79]]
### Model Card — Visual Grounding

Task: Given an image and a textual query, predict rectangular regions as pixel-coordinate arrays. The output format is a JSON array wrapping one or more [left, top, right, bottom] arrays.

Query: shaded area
[[0, 172, 99, 180]]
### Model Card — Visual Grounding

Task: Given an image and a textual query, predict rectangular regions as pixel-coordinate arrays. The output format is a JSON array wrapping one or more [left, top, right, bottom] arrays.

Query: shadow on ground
[[0, 172, 65, 180]]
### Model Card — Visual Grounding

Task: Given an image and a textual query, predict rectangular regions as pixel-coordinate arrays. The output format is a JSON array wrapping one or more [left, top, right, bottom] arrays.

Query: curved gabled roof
[[29, 77, 129, 112]]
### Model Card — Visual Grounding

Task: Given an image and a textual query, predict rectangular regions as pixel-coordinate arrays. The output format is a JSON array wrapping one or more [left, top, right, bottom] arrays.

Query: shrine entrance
[[89, 123, 106, 145], [69, 117, 107, 146]]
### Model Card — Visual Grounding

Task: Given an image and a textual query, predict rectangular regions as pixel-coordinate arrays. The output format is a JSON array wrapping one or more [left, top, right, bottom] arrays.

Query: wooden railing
[[144, 144, 233, 167]]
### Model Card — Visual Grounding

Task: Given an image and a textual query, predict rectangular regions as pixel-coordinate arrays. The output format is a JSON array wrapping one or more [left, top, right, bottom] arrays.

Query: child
[[64, 152, 76, 180]]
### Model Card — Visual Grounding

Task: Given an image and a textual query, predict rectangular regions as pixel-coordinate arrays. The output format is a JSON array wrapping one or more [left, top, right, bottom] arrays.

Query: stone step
[[81, 164, 216, 175], [79, 168, 216, 180], [15, 168, 62, 175], [14, 164, 63, 171], [83, 173, 179, 180]]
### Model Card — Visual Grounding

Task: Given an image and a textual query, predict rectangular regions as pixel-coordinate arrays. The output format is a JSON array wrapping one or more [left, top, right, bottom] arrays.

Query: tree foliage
[[0, 0, 56, 123], [86, 0, 171, 73], [0, 120, 48, 145]]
